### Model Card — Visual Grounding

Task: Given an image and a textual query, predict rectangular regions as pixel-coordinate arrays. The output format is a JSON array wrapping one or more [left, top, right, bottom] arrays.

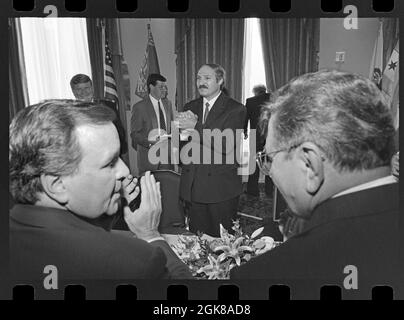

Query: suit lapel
[[145, 97, 158, 130], [204, 92, 228, 127]]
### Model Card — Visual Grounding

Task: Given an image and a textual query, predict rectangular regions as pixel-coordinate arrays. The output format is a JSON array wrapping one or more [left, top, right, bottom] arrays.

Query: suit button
[[208, 173, 211, 176], [186, 169, 190, 172]]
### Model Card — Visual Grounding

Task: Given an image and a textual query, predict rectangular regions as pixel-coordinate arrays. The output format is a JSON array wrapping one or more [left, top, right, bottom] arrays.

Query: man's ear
[[298, 142, 325, 195], [40, 174, 69, 204]]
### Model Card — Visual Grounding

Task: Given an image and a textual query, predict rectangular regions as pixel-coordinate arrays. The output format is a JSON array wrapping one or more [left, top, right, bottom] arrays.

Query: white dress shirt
[[149, 94, 167, 131], [202, 91, 222, 122]]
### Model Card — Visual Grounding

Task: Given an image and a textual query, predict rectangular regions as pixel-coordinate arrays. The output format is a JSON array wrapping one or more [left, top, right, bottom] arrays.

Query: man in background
[[131, 74, 174, 175], [244, 84, 273, 197], [231, 70, 399, 287], [9, 100, 191, 280], [178, 64, 246, 237], [70, 74, 128, 156]]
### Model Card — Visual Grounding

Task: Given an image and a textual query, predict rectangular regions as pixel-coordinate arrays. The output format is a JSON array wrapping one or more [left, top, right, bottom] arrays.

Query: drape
[[259, 19, 320, 92], [86, 18, 104, 100], [9, 18, 29, 122], [175, 19, 245, 110]]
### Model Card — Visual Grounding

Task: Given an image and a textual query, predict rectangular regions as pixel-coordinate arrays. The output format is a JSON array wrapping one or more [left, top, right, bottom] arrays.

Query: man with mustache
[[178, 64, 246, 237]]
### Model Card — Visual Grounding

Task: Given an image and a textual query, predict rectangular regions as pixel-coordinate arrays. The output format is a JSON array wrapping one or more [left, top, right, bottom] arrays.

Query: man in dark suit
[[178, 64, 246, 237], [131, 74, 174, 175], [9, 100, 192, 280], [231, 70, 399, 288], [243, 84, 273, 196], [70, 74, 128, 156]]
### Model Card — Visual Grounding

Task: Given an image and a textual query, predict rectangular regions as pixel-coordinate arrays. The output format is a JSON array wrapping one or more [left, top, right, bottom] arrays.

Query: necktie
[[203, 102, 210, 124], [158, 101, 166, 131]]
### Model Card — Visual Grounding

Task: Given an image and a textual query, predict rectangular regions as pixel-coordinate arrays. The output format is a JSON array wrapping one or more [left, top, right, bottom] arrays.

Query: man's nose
[[116, 157, 130, 179]]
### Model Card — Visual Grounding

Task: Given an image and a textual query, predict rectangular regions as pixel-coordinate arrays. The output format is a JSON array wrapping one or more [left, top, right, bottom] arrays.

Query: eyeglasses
[[256, 148, 289, 175]]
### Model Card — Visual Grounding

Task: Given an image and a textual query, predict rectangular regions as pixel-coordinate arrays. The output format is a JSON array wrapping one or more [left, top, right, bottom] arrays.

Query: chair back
[[151, 170, 186, 234]]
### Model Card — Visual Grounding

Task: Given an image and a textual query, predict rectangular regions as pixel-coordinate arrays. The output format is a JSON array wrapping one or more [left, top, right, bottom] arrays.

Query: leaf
[[213, 245, 231, 253], [251, 226, 264, 239], [233, 236, 245, 248]]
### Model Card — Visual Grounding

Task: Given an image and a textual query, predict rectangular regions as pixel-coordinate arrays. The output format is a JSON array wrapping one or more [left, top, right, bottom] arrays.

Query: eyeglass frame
[[256, 144, 302, 175]]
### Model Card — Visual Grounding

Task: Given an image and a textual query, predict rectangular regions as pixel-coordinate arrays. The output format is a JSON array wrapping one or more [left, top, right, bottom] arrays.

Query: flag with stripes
[[135, 23, 160, 99], [104, 39, 119, 104]]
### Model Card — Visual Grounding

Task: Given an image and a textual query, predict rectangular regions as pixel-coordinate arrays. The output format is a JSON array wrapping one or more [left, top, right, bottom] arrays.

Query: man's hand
[[178, 111, 198, 130], [123, 171, 163, 242]]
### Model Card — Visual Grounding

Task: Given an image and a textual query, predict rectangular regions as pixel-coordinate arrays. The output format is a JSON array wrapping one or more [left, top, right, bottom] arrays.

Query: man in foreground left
[[9, 100, 192, 280]]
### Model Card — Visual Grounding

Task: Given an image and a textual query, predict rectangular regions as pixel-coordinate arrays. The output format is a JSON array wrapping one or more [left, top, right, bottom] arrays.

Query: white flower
[[253, 236, 275, 255]]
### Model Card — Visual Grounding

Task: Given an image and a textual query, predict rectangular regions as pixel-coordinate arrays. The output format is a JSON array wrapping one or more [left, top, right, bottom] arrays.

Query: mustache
[[198, 85, 208, 89]]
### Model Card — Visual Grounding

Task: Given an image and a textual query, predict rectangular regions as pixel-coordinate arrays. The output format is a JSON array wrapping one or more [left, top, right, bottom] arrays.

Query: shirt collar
[[332, 175, 397, 199], [203, 91, 222, 109], [149, 94, 161, 105]]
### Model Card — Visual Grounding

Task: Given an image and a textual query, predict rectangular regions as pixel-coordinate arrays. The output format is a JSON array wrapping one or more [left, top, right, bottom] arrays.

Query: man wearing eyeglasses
[[231, 70, 399, 287]]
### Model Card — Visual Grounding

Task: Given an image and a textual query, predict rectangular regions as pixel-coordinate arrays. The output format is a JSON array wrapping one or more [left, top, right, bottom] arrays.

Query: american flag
[[135, 24, 160, 99], [104, 39, 119, 104]]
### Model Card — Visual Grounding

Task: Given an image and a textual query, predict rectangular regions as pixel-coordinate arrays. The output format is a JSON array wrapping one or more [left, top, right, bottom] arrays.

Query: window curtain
[[175, 19, 245, 110], [259, 19, 320, 92], [9, 18, 29, 122], [86, 18, 104, 100]]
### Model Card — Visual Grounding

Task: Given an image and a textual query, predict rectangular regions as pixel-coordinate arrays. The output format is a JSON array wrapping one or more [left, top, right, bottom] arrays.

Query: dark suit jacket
[[231, 182, 400, 285], [130, 97, 173, 174], [180, 93, 246, 203], [95, 99, 128, 155], [10, 204, 192, 280], [243, 93, 271, 150]]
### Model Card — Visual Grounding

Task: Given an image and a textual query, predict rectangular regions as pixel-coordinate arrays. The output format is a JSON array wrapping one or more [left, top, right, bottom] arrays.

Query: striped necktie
[[158, 101, 166, 131], [203, 102, 210, 124]]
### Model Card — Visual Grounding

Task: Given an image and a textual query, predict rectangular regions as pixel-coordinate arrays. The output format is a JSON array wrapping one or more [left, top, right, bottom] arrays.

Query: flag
[[103, 38, 119, 104], [369, 20, 383, 90], [135, 23, 160, 99], [382, 41, 399, 129]]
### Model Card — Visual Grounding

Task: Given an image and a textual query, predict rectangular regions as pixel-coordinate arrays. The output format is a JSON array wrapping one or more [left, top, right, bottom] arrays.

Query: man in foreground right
[[231, 70, 399, 286]]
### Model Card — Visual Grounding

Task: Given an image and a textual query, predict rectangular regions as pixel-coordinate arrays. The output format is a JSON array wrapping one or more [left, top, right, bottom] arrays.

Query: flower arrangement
[[170, 220, 281, 279]]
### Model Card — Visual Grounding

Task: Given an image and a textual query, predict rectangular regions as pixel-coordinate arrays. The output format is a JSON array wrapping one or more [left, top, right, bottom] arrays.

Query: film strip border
[[1, 0, 402, 301], [3, 0, 400, 17], [11, 282, 396, 300]]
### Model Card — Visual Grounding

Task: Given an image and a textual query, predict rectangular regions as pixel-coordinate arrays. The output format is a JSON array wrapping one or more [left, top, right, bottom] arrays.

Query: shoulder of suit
[[183, 97, 202, 110], [132, 97, 150, 110], [225, 96, 245, 110]]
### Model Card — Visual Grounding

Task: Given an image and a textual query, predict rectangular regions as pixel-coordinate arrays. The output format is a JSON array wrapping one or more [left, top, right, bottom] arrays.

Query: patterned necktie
[[203, 102, 210, 124], [158, 101, 166, 131]]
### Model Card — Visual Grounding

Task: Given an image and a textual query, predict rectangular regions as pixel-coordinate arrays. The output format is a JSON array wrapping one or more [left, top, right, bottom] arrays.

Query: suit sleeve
[[130, 103, 149, 150], [148, 240, 194, 279]]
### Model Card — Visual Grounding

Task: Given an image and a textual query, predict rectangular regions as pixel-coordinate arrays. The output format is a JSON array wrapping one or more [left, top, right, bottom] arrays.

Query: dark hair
[[260, 70, 395, 172], [146, 74, 166, 93], [70, 74, 92, 89], [202, 64, 226, 90], [253, 84, 267, 95], [9, 99, 116, 204]]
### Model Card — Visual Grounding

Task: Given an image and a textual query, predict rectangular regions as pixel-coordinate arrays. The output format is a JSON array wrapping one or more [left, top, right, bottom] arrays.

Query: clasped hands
[[120, 171, 162, 242], [176, 110, 198, 130]]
